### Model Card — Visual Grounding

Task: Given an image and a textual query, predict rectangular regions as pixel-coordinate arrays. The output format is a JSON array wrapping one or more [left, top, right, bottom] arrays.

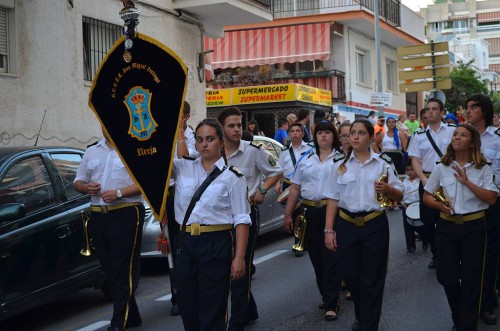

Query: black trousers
[[336, 211, 389, 331], [304, 205, 340, 312], [481, 197, 500, 313], [419, 182, 439, 258], [402, 206, 427, 251], [165, 188, 180, 305], [175, 230, 233, 331], [89, 205, 145, 330], [228, 206, 259, 331], [435, 217, 486, 331]]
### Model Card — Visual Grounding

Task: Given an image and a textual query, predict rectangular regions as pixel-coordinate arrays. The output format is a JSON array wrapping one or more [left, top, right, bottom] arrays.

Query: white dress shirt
[[480, 126, 500, 190], [407, 123, 455, 172], [292, 149, 338, 201], [402, 177, 420, 205], [278, 141, 312, 180], [424, 161, 498, 214], [172, 157, 251, 227], [74, 139, 143, 205], [169, 126, 199, 187], [226, 140, 282, 198], [323, 150, 404, 213]]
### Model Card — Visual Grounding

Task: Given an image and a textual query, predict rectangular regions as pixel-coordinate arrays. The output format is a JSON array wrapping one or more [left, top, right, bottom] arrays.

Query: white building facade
[[0, 0, 271, 148]]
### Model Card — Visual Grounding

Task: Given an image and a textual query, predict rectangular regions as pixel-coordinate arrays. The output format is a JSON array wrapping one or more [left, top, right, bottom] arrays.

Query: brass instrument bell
[[292, 207, 307, 252], [80, 212, 93, 256], [376, 165, 393, 208]]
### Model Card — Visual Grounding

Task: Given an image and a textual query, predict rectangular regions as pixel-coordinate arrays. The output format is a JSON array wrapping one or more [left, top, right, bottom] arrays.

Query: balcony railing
[[272, 0, 400, 27]]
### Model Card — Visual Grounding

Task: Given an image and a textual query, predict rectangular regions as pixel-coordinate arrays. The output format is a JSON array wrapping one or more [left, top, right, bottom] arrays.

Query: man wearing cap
[[74, 129, 145, 331]]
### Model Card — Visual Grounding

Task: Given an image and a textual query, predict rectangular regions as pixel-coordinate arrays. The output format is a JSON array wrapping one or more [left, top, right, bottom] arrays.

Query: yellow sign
[[296, 84, 332, 106], [232, 84, 296, 105], [206, 83, 332, 107], [397, 42, 449, 57], [399, 79, 452, 93], [205, 89, 231, 107], [398, 54, 450, 69]]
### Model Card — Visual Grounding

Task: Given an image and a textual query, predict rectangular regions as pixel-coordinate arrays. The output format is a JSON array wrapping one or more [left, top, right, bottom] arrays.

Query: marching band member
[[338, 121, 352, 155], [324, 119, 403, 331], [284, 120, 341, 321], [464, 94, 500, 325], [275, 122, 312, 257], [172, 118, 251, 331], [401, 163, 427, 253], [217, 107, 282, 331], [407, 98, 455, 269], [423, 124, 498, 331]]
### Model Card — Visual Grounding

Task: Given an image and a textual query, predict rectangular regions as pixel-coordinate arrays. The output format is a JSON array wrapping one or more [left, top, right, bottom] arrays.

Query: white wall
[[0, 0, 206, 148]]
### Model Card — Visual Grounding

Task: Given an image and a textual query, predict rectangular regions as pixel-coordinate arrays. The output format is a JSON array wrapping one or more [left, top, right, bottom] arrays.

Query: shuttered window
[[486, 38, 500, 57], [0, 7, 7, 55]]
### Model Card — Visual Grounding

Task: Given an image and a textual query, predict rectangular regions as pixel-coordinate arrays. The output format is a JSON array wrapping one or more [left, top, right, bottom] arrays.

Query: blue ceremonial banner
[[89, 33, 187, 219]]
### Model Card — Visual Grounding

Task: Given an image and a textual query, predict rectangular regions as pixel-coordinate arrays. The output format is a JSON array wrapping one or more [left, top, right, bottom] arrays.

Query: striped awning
[[204, 23, 331, 70], [449, 14, 469, 21], [477, 12, 500, 23]]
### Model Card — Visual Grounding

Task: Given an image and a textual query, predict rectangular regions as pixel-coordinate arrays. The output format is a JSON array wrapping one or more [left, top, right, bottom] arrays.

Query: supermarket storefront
[[206, 83, 332, 137]]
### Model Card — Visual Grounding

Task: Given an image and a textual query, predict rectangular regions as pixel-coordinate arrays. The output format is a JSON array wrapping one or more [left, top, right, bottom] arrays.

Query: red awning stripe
[[204, 23, 331, 69], [478, 12, 500, 23]]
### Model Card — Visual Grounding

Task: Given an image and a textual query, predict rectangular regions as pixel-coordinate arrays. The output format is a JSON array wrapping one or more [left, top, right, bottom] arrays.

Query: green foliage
[[444, 60, 488, 114]]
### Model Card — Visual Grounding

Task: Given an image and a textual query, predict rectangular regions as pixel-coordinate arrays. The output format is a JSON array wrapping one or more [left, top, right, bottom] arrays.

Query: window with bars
[[82, 17, 122, 81], [0, 6, 8, 73]]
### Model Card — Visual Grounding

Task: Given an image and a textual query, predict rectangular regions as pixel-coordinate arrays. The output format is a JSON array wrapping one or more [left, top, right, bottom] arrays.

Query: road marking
[[155, 293, 172, 302], [153, 250, 288, 303], [254, 249, 288, 265], [75, 321, 110, 331]]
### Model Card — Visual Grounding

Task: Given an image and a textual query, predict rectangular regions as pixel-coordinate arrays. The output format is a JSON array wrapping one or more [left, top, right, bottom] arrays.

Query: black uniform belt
[[90, 203, 142, 213], [439, 211, 485, 224], [283, 178, 292, 185], [185, 224, 232, 236], [339, 209, 385, 227], [302, 198, 328, 208]]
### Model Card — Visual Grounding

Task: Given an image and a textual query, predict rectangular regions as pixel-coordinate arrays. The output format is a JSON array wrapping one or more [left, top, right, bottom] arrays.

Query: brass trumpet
[[433, 187, 454, 215], [376, 165, 394, 208], [292, 207, 307, 253], [80, 211, 92, 257]]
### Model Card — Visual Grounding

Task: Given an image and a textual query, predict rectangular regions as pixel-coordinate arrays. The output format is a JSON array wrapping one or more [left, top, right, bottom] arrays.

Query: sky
[[401, 0, 435, 12]]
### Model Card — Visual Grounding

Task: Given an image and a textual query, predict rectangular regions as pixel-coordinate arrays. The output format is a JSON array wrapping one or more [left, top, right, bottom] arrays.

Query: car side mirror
[[0, 203, 26, 222]]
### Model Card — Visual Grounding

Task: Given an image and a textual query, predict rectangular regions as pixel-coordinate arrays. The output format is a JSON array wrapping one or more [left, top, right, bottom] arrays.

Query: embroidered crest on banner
[[124, 86, 158, 140]]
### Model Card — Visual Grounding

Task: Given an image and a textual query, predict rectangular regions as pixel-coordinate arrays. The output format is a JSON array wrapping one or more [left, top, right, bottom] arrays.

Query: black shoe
[[325, 311, 338, 321], [428, 259, 436, 269], [170, 303, 180, 316], [422, 243, 429, 251], [294, 250, 303, 257], [351, 320, 360, 331], [406, 248, 416, 254], [480, 311, 497, 325]]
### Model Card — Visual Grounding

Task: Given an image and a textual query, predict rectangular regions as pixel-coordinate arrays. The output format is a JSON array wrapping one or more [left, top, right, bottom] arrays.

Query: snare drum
[[406, 202, 423, 227]]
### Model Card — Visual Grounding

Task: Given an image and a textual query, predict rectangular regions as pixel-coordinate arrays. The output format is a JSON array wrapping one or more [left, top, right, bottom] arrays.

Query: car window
[[0, 156, 56, 215], [51, 153, 83, 200]]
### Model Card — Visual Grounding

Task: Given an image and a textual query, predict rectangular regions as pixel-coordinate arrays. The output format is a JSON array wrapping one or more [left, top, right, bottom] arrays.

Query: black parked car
[[0, 147, 105, 321]]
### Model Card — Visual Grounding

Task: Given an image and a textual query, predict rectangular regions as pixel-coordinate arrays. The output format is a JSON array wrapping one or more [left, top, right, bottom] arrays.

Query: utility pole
[[374, 0, 384, 116]]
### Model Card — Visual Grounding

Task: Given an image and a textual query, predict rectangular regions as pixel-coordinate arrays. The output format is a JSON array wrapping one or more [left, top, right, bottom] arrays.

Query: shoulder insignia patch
[[447, 123, 456, 127], [229, 166, 243, 177], [380, 152, 393, 164], [435, 160, 442, 165], [415, 128, 425, 134], [182, 155, 195, 161], [486, 160, 492, 166], [307, 142, 315, 148], [281, 146, 288, 152], [250, 141, 262, 149], [495, 128, 500, 137], [268, 155, 277, 166], [333, 153, 345, 163]]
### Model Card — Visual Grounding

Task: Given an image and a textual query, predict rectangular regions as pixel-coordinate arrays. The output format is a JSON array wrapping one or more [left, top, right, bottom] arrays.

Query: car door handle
[[55, 224, 71, 239]]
